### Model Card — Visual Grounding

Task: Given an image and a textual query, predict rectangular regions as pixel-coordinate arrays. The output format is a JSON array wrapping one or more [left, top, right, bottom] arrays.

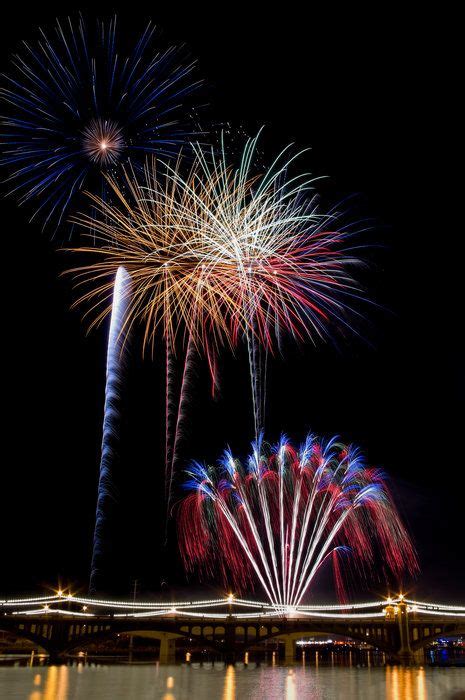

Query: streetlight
[[227, 593, 234, 616]]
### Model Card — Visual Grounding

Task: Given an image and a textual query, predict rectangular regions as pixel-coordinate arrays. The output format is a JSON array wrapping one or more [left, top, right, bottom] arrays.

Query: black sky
[[1, 4, 463, 602]]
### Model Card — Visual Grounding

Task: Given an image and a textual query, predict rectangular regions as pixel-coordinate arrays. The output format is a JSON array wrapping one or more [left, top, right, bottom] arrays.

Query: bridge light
[[82, 606, 87, 612], [227, 593, 234, 604], [398, 593, 404, 601], [43, 605, 49, 612], [57, 590, 63, 597]]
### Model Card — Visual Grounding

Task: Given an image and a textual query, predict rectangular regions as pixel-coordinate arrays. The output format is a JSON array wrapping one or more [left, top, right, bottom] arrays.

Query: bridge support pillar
[[47, 651, 65, 665], [282, 635, 296, 664], [397, 601, 413, 664], [159, 633, 177, 664], [223, 624, 236, 664]]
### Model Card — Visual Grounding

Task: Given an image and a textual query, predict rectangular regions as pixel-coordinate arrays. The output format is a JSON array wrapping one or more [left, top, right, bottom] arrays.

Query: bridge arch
[[245, 625, 395, 654], [63, 627, 186, 663], [410, 626, 465, 652], [0, 627, 52, 656]]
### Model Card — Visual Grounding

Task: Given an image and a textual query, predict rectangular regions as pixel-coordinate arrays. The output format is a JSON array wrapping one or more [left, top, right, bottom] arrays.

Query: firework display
[[82, 119, 125, 166], [68, 135, 364, 512], [0, 16, 201, 228], [70, 135, 361, 357], [179, 433, 418, 608], [0, 13, 420, 603], [0, 15, 202, 587]]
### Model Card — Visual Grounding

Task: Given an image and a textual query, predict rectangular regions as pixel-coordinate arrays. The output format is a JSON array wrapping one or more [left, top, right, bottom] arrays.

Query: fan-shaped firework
[[178, 433, 418, 609], [0, 16, 201, 229]]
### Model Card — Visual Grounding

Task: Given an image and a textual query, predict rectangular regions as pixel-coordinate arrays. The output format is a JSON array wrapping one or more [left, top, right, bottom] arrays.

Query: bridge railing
[[1, 592, 464, 621]]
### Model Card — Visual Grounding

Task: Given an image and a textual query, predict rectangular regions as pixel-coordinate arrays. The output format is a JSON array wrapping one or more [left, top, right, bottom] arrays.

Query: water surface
[[0, 663, 464, 699]]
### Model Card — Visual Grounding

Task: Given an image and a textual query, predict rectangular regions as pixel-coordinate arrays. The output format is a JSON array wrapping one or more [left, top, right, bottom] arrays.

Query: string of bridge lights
[[1, 591, 465, 619]]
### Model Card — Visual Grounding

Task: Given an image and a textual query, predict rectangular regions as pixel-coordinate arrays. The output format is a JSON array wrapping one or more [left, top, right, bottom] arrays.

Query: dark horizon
[[1, 4, 463, 603]]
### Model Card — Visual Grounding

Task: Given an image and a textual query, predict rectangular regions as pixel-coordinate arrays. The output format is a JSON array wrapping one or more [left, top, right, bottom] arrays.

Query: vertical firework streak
[[164, 336, 177, 518], [169, 334, 197, 506], [245, 321, 262, 439], [248, 325, 268, 438], [178, 434, 418, 609], [89, 266, 131, 593], [164, 333, 197, 533]]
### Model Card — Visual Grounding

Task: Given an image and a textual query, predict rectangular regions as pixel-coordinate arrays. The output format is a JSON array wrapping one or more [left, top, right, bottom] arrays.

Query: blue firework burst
[[0, 15, 203, 230]]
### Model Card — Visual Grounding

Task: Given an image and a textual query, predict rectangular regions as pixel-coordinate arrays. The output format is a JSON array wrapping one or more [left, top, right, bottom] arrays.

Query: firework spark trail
[[178, 434, 418, 609], [245, 324, 259, 438], [168, 333, 197, 509], [247, 317, 268, 438], [90, 266, 131, 593], [164, 336, 177, 519], [163, 333, 197, 537]]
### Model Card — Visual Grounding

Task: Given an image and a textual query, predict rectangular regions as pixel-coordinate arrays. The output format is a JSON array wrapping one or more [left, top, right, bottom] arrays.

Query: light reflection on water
[[222, 663, 235, 700], [0, 663, 463, 699]]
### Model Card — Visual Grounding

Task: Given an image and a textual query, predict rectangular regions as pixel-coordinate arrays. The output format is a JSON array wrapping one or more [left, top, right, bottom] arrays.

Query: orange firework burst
[[68, 134, 363, 358], [82, 118, 125, 165]]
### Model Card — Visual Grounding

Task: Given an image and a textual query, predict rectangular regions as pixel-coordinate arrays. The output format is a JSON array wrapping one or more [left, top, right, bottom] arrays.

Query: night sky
[[1, 4, 463, 602]]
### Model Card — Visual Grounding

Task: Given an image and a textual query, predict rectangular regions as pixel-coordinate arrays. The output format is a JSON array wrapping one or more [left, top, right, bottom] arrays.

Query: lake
[[0, 663, 465, 699]]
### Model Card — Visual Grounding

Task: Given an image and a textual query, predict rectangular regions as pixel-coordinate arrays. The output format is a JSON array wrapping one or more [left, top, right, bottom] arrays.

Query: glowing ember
[[82, 119, 124, 165]]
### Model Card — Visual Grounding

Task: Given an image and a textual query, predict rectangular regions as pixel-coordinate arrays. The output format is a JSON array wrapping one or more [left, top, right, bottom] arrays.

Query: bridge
[[1, 592, 464, 664]]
